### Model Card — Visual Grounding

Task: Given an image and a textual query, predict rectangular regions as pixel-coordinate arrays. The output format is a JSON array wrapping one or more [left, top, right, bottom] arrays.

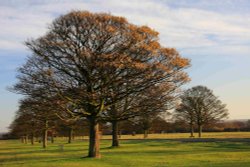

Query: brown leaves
[[137, 25, 159, 37], [45, 69, 54, 77], [172, 56, 190, 68]]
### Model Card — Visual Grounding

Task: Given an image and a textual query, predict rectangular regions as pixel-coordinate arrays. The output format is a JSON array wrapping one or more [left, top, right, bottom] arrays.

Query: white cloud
[[0, 40, 24, 50], [0, 0, 250, 55]]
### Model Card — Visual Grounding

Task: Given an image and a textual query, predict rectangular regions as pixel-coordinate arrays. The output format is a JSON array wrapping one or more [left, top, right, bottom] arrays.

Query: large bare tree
[[12, 11, 190, 158]]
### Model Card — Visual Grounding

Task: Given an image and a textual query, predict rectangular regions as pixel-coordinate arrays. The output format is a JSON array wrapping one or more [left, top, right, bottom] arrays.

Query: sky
[[0, 0, 250, 132]]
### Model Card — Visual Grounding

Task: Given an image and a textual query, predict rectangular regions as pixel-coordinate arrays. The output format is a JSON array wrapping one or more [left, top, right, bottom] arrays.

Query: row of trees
[[9, 11, 228, 158], [9, 86, 229, 144], [8, 101, 230, 141], [10, 107, 242, 141], [10, 11, 190, 158]]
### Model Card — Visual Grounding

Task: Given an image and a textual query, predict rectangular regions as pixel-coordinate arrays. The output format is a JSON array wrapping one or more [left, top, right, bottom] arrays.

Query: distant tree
[[224, 121, 246, 132], [175, 99, 196, 137], [246, 120, 250, 128], [9, 110, 33, 144], [102, 83, 176, 146], [135, 112, 156, 139], [9, 98, 47, 145], [118, 120, 139, 135], [150, 116, 171, 133], [55, 119, 88, 138], [19, 97, 58, 148], [169, 119, 189, 133], [135, 111, 171, 139], [12, 11, 189, 158], [55, 118, 87, 144], [132, 87, 173, 139], [175, 86, 228, 137]]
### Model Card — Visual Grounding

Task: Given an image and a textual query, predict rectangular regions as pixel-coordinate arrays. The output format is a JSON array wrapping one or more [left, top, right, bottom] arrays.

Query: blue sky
[[0, 0, 250, 132]]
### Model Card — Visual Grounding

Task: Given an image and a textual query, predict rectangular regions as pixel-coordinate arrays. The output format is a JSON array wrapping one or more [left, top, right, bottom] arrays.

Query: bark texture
[[88, 116, 100, 158], [112, 121, 119, 147], [42, 120, 48, 148]]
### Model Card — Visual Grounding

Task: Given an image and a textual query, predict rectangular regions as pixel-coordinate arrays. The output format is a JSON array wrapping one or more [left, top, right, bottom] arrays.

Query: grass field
[[1, 132, 250, 167], [99, 132, 250, 139]]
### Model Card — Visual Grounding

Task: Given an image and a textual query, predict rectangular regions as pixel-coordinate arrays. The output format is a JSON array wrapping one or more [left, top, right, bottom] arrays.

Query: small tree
[[175, 86, 228, 137], [175, 100, 196, 137], [135, 113, 156, 139], [9, 111, 33, 144]]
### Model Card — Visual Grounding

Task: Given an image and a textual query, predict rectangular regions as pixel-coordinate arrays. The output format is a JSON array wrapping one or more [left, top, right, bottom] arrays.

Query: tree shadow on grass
[[0, 146, 33, 151], [0, 147, 89, 156], [202, 142, 250, 151], [120, 139, 175, 145], [103, 140, 250, 157], [0, 148, 91, 165], [0, 156, 85, 166]]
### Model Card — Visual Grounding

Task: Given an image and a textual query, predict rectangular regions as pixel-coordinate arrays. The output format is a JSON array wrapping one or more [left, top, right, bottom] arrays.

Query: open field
[[1, 132, 250, 167]]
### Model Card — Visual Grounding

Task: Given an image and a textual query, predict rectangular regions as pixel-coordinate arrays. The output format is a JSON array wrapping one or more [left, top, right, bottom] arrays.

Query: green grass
[[1, 133, 250, 167], [99, 132, 250, 139]]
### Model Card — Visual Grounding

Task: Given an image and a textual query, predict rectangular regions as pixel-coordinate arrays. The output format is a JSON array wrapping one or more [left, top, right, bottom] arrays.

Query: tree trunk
[[111, 121, 119, 147], [68, 127, 73, 144], [88, 116, 100, 158], [31, 132, 34, 145], [198, 125, 202, 138], [144, 129, 148, 139], [190, 124, 194, 138], [21, 136, 24, 143], [118, 130, 122, 138], [24, 135, 28, 144], [42, 120, 48, 148], [51, 134, 54, 143]]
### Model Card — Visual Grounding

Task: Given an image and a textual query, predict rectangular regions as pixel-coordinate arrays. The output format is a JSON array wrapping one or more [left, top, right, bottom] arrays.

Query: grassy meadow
[[1, 132, 250, 167]]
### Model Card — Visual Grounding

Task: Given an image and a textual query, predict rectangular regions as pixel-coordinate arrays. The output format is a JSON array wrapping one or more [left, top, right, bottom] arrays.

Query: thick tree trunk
[[31, 132, 34, 145], [144, 129, 148, 139], [111, 121, 119, 147], [190, 124, 194, 138], [88, 116, 100, 158], [68, 127, 73, 144], [42, 120, 48, 148], [198, 125, 202, 138]]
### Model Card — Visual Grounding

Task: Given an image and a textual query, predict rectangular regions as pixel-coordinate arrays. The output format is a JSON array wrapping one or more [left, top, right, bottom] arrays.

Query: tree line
[[8, 11, 228, 158]]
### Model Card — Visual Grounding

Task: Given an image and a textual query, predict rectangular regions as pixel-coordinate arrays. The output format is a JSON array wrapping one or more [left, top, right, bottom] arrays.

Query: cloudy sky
[[0, 0, 250, 132]]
